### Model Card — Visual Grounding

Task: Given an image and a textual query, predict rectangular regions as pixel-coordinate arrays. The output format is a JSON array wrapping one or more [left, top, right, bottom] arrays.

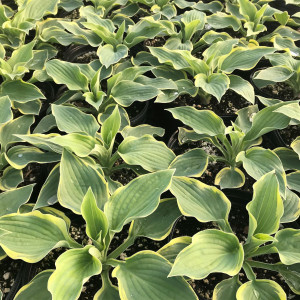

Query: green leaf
[[19, 0, 59, 20], [52, 104, 99, 136], [274, 103, 300, 123], [215, 167, 245, 189], [169, 149, 208, 177], [94, 278, 120, 300], [274, 147, 300, 171], [195, 73, 230, 101], [81, 188, 108, 242], [6, 146, 60, 169], [247, 172, 283, 238], [275, 263, 300, 295], [46, 60, 89, 91], [253, 66, 293, 87], [228, 75, 255, 104], [170, 229, 244, 279], [51, 133, 96, 157], [101, 105, 121, 147], [0, 166, 23, 190], [13, 99, 41, 115], [121, 125, 165, 138], [58, 150, 109, 213], [281, 189, 300, 223], [111, 80, 160, 107], [14, 270, 53, 300], [7, 41, 35, 69], [112, 251, 197, 300], [129, 198, 181, 240], [207, 12, 241, 31], [237, 147, 286, 197], [287, 171, 300, 193], [244, 102, 296, 142], [167, 106, 225, 136], [105, 170, 174, 232], [292, 137, 300, 159], [236, 279, 286, 300], [118, 135, 176, 172], [0, 184, 34, 217], [274, 229, 300, 265], [0, 96, 13, 124], [0, 210, 78, 262], [0, 80, 45, 102], [48, 246, 102, 300], [220, 47, 275, 73], [98, 44, 128, 68], [0, 115, 34, 151], [158, 236, 192, 263], [170, 177, 231, 226], [35, 164, 59, 209], [213, 277, 241, 300]]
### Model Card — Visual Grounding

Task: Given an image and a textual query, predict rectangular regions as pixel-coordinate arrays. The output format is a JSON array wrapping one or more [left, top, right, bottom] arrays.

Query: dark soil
[[73, 51, 98, 64], [170, 203, 296, 299], [173, 90, 251, 116], [110, 163, 137, 186], [261, 82, 295, 101], [278, 125, 300, 146]]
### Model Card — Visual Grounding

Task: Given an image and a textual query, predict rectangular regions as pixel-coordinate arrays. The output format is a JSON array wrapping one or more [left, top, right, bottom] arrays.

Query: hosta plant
[[0, 96, 59, 192], [16, 103, 177, 212], [168, 100, 300, 190], [149, 39, 274, 103], [45, 58, 177, 111], [207, 0, 290, 40], [165, 171, 300, 299], [0, 0, 60, 48], [0, 170, 200, 300]]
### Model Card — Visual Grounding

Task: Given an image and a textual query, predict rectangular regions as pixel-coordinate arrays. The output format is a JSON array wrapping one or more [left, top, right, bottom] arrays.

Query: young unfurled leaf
[[247, 172, 283, 238], [101, 105, 121, 147], [48, 246, 102, 300], [81, 188, 108, 243], [105, 170, 174, 232], [215, 167, 245, 189]]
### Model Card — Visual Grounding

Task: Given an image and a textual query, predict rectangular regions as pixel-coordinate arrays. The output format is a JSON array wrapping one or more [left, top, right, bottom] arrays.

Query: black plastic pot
[[64, 44, 97, 63]]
